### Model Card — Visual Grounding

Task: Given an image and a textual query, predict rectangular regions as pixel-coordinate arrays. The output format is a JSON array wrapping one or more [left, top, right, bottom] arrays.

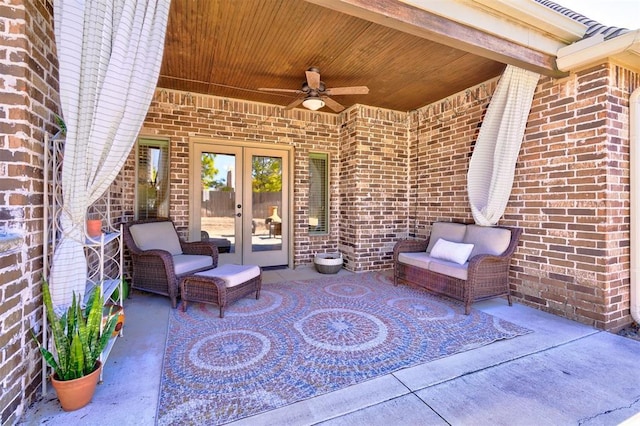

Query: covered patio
[[122, 0, 640, 332], [1, 0, 640, 423]]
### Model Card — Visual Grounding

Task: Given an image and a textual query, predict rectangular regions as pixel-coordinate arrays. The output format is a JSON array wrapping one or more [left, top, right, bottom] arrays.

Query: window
[[135, 138, 170, 219], [309, 153, 328, 234]]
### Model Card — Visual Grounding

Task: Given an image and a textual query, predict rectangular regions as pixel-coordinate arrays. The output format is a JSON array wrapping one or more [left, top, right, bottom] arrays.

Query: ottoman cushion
[[195, 264, 261, 288]]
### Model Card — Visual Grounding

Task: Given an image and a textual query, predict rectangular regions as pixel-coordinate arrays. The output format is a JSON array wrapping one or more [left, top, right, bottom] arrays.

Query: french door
[[190, 141, 290, 267]]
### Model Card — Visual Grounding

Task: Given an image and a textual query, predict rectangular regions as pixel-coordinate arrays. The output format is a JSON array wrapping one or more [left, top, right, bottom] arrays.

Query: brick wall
[[132, 67, 635, 331], [409, 79, 499, 236], [132, 90, 341, 270], [408, 64, 637, 331], [131, 91, 410, 274], [0, 0, 58, 423], [509, 63, 638, 331], [338, 106, 409, 270]]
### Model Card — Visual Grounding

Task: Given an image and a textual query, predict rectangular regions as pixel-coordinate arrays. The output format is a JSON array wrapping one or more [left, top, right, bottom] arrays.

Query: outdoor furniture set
[[124, 218, 521, 316], [123, 218, 261, 316], [393, 222, 522, 314]]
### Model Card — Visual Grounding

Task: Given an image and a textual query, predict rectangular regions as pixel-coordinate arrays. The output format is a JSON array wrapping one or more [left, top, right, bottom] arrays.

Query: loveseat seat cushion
[[397, 252, 432, 269], [463, 225, 512, 258], [428, 258, 468, 281], [173, 254, 214, 275], [426, 222, 467, 253], [129, 221, 183, 256]]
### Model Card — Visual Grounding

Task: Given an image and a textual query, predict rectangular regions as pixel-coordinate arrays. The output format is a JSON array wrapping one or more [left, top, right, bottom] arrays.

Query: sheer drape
[[50, 0, 170, 308], [467, 65, 540, 226]]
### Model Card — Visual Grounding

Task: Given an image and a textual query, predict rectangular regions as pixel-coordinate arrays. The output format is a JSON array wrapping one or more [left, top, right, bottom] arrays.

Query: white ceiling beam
[[307, 0, 569, 77]]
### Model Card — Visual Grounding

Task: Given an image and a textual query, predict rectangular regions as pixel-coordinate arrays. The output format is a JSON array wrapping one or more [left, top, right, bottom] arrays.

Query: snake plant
[[37, 281, 118, 381]]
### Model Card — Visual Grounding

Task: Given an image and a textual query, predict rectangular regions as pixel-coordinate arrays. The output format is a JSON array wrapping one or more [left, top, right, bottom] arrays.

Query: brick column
[[0, 0, 60, 422]]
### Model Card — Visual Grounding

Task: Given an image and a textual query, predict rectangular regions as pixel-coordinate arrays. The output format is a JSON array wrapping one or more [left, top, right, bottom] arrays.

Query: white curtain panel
[[50, 0, 170, 308], [467, 65, 540, 226]]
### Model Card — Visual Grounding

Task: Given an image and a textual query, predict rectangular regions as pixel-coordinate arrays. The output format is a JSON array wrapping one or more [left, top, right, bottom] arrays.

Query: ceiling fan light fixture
[[302, 97, 325, 111]]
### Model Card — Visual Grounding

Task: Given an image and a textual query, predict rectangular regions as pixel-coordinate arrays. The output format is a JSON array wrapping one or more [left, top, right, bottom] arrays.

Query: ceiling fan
[[258, 67, 369, 112]]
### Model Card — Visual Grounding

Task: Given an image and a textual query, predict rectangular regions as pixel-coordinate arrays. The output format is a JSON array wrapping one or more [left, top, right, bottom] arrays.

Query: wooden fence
[[201, 191, 282, 218]]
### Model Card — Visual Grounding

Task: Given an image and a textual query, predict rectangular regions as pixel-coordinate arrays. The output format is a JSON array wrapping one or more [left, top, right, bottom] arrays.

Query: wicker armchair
[[123, 218, 219, 308]]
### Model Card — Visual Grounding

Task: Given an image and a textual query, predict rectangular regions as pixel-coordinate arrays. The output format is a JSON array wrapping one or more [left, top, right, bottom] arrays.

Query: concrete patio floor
[[20, 267, 640, 425]]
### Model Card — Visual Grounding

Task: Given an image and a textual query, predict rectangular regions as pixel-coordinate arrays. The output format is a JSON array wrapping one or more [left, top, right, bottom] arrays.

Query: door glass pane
[[136, 139, 169, 219], [309, 153, 328, 234], [200, 152, 235, 254], [251, 155, 282, 252]]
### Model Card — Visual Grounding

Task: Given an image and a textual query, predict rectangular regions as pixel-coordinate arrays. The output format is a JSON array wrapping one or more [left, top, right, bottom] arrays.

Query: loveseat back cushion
[[463, 225, 511, 258], [426, 222, 467, 253], [173, 254, 214, 275], [129, 221, 183, 256]]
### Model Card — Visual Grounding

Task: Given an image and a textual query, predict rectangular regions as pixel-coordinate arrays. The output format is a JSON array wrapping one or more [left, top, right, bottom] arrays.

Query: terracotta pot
[[50, 361, 102, 411], [86, 219, 102, 237]]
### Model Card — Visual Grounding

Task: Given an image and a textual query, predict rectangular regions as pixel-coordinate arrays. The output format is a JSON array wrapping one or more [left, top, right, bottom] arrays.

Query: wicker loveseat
[[393, 222, 522, 314], [123, 218, 219, 308]]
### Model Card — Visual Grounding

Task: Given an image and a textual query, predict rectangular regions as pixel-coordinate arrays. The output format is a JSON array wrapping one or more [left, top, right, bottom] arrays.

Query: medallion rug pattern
[[158, 272, 530, 425]]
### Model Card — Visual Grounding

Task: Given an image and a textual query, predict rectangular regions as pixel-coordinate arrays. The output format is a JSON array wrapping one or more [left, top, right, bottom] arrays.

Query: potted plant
[[35, 281, 118, 411]]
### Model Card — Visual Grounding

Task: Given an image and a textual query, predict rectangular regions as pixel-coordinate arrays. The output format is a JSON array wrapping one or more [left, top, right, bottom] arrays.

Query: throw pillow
[[429, 238, 475, 265]]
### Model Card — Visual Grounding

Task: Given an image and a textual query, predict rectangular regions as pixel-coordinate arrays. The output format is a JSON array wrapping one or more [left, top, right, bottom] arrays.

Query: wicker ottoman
[[180, 264, 262, 318]]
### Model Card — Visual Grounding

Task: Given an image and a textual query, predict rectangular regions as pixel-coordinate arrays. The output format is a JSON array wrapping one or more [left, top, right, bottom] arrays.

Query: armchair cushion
[[129, 221, 183, 255], [173, 254, 214, 275]]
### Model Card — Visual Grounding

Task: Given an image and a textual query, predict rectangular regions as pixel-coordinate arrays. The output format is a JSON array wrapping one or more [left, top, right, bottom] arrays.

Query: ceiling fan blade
[[284, 97, 305, 110], [323, 96, 345, 113], [306, 69, 321, 90], [258, 88, 303, 94], [325, 86, 369, 95]]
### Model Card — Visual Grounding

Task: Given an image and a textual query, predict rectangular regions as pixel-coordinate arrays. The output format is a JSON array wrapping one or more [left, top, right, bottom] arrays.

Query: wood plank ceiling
[[157, 0, 508, 113]]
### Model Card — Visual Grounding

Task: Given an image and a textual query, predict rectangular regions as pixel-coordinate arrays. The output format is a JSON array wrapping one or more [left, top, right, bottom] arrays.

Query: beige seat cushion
[[129, 221, 183, 255], [428, 259, 468, 281], [426, 222, 467, 253], [397, 252, 432, 269], [196, 264, 261, 287], [463, 224, 511, 258], [173, 254, 213, 275]]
